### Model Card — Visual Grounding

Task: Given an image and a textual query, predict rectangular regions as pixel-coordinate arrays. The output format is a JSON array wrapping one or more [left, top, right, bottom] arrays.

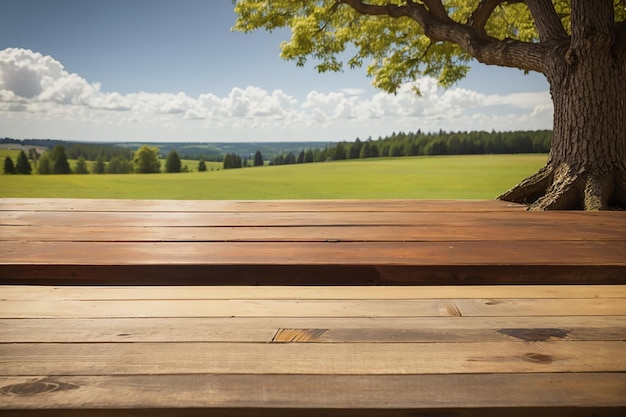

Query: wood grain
[[1, 297, 624, 318], [1, 374, 625, 412], [2, 284, 623, 300], [2, 341, 624, 376], [1, 316, 623, 343]]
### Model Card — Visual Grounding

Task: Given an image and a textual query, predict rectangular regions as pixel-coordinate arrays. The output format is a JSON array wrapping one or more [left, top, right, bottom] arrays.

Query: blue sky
[[0, 0, 552, 143]]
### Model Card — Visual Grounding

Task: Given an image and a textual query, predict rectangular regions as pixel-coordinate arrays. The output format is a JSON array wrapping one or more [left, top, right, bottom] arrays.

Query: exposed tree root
[[498, 164, 626, 211]]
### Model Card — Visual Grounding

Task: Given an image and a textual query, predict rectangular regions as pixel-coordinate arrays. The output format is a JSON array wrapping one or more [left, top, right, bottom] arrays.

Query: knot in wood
[[565, 48, 577, 65], [0, 378, 79, 397]]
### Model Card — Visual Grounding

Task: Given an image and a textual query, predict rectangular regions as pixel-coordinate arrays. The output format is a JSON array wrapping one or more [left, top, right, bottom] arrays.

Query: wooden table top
[[1, 284, 625, 416], [1, 198, 625, 285], [0, 199, 625, 415]]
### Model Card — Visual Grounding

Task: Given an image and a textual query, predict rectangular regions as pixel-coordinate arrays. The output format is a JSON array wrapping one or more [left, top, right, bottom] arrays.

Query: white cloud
[[0, 48, 553, 142]]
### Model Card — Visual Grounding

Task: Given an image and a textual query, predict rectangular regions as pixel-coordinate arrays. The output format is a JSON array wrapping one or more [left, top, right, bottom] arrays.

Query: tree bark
[[499, 0, 626, 210]]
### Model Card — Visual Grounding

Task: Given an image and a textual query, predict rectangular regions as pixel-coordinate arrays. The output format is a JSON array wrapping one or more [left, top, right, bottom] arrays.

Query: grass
[[0, 154, 547, 200]]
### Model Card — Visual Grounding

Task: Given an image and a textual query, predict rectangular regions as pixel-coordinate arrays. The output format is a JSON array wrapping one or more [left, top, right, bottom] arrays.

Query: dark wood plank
[[1, 240, 624, 284], [1, 374, 625, 416]]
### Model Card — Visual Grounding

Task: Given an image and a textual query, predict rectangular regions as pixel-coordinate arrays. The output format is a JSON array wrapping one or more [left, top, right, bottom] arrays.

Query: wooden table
[[1, 199, 625, 415]]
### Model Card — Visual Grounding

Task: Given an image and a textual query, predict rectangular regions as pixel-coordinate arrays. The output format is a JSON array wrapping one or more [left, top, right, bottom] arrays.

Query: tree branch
[[468, 0, 510, 39], [525, 0, 568, 41], [421, 0, 454, 24], [338, 0, 549, 74]]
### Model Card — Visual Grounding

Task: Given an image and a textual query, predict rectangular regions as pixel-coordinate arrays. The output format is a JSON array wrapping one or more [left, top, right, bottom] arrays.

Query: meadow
[[0, 154, 547, 200]]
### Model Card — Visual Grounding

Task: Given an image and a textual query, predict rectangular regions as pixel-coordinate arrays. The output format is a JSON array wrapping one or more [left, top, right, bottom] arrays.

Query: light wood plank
[[1, 374, 625, 412], [1, 316, 623, 343], [2, 285, 624, 301], [1, 341, 624, 376], [0, 198, 527, 212], [1, 298, 624, 319]]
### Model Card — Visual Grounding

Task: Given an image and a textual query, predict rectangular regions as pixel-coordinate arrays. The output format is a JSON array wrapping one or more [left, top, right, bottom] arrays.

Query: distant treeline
[[270, 130, 552, 166], [1, 138, 132, 162], [64, 143, 132, 161]]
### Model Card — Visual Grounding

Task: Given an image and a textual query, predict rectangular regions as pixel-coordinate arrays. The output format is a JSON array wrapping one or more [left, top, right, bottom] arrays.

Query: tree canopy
[[165, 150, 182, 173], [133, 146, 161, 174], [234, 1, 624, 93], [4, 156, 16, 174]]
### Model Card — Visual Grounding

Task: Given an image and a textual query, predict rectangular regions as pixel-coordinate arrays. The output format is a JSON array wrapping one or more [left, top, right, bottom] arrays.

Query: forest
[[269, 130, 552, 166]]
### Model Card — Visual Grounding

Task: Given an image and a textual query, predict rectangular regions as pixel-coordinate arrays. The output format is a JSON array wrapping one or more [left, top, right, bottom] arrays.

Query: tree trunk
[[499, 1, 626, 210]]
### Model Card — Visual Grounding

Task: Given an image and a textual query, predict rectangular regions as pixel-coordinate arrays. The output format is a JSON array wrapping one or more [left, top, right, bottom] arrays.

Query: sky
[[0, 0, 553, 143]]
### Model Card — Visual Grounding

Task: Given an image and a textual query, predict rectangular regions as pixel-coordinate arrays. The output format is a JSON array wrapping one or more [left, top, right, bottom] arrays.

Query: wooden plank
[[1, 341, 624, 375], [3, 284, 624, 301], [4, 264, 624, 285], [3, 210, 625, 228], [1, 374, 625, 413], [1, 316, 623, 343], [2, 223, 624, 242], [1, 297, 624, 319], [0, 198, 527, 212], [2, 241, 624, 266]]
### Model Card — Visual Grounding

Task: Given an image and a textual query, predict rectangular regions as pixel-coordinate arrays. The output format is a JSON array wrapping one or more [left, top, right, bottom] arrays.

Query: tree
[[93, 155, 106, 174], [28, 148, 39, 162], [254, 150, 264, 166], [37, 154, 51, 174], [49, 145, 71, 174], [198, 159, 207, 172], [4, 156, 16, 174], [165, 150, 182, 173], [133, 145, 161, 173], [107, 156, 133, 174], [75, 156, 89, 174], [223, 153, 243, 169], [234, 0, 626, 210]]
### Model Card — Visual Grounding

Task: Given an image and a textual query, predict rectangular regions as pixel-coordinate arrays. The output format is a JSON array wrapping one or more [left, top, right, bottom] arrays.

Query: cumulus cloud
[[0, 47, 552, 141]]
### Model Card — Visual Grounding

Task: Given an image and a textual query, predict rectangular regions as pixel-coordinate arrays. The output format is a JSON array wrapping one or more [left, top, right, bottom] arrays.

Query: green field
[[0, 154, 547, 200]]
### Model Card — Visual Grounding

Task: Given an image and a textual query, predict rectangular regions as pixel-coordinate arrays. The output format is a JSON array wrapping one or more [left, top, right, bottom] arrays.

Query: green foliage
[[4, 156, 16, 174], [254, 150, 264, 167], [93, 155, 106, 174], [133, 145, 161, 173], [233, 0, 472, 92], [233, 1, 625, 93], [74, 156, 89, 174], [107, 156, 133, 174], [47, 145, 71, 174], [165, 150, 182, 173], [37, 154, 51, 174], [198, 159, 207, 172], [15, 151, 33, 175], [270, 130, 551, 165], [223, 153, 243, 169], [65, 142, 132, 162]]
